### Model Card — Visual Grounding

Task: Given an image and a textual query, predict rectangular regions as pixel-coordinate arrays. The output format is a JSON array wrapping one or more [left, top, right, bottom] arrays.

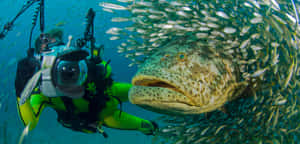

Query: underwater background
[[0, 0, 161, 143]]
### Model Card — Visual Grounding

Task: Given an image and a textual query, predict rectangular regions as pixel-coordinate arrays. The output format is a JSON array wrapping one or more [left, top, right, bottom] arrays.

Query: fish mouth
[[130, 75, 198, 115], [133, 77, 185, 96]]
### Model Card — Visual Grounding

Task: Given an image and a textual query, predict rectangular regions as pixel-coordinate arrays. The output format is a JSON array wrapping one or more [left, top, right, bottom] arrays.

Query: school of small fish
[[101, 0, 300, 143]]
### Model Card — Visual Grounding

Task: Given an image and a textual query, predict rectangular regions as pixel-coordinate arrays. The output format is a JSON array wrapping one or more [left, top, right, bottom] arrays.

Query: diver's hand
[[141, 120, 159, 136], [150, 121, 159, 135]]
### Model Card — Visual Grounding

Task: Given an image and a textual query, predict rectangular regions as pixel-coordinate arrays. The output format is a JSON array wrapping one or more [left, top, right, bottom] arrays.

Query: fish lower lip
[[136, 99, 197, 115]]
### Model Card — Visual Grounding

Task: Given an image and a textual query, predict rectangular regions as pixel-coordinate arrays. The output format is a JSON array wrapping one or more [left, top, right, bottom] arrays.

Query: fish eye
[[179, 54, 185, 59], [177, 52, 187, 62]]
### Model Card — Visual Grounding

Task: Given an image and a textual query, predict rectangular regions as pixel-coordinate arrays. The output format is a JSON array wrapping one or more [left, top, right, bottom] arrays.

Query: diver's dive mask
[[40, 46, 89, 98], [39, 33, 64, 52]]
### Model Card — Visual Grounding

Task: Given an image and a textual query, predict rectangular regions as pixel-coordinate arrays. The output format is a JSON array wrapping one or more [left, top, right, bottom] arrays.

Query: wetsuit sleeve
[[109, 82, 132, 102], [17, 93, 48, 131], [99, 98, 155, 135], [102, 109, 154, 134]]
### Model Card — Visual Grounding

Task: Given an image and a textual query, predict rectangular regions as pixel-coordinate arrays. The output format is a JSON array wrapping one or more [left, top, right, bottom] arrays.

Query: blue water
[[0, 0, 161, 143]]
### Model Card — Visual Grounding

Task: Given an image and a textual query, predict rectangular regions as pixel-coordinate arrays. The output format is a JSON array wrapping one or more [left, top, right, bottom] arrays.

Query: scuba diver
[[0, 0, 158, 138], [15, 28, 158, 137]]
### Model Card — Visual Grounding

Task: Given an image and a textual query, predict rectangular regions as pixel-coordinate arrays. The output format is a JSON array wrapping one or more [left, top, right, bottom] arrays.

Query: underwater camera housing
[[39, 44, 89, 98]]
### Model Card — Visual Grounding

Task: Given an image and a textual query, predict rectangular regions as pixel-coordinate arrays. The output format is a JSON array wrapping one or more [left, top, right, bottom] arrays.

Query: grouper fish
[[129, 40, 248, 115], [102, 0, 299, 115]]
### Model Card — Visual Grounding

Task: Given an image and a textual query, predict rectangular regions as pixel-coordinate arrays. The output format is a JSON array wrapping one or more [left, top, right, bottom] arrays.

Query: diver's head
[[35, 28, 64, 54]]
